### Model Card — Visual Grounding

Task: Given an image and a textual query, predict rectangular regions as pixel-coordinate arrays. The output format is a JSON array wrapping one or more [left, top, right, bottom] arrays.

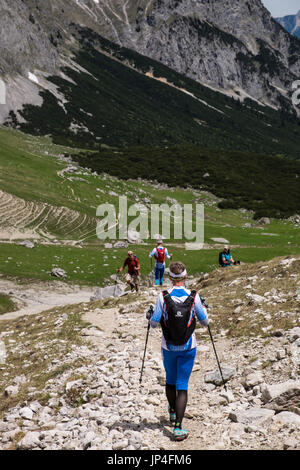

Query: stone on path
[[229, 408, 275, 425], [273, 412, 300, 428], [204, 364, 236, 386]]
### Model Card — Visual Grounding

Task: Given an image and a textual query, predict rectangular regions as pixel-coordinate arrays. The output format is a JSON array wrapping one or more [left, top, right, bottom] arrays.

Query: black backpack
[[160, 290, 197, 345], [219, 251, 225, 266]]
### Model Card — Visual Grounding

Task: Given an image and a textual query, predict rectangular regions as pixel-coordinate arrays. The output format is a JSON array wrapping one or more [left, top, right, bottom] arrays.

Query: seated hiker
[[118, 251, 140, 293], [219, 246, 240, 267], [149, 240, 172, 286], [146, 261, 209, 442]]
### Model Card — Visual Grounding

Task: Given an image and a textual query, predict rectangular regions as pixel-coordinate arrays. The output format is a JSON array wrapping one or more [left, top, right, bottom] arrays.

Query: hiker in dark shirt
[[118, 251, 140, 293], [147, 261, 209, 441]]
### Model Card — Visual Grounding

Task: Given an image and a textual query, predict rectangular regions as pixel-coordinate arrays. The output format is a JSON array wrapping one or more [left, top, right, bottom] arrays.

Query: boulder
[[288, 215, 300, 225], [273, 411, 300, 427], [242, 372, 264, 390], [18, 240, 35, 249], [261, 380, 300, 414], [114, 241, 128, 248], [18, 432, 41, 450], [283, 438, 299, 450], [127, 230, 142, 244], [257, 217, 270, 225], [246, 293, 265, 304], [4, 385, 19, 397], [288, 327, 300, 343], [90, 284, 125, 301], [229, 408, 275, 425], [51, 268, 67, 279], [19, 407, 34, 420], [210, 238, 230, 244], [204, 364, 236, 386]]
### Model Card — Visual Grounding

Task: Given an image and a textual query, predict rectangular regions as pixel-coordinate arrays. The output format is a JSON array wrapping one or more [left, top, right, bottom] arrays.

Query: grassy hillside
[[72, 144, 300, 219], [0, 127, 299, 286], [0, 293, 17, 315]]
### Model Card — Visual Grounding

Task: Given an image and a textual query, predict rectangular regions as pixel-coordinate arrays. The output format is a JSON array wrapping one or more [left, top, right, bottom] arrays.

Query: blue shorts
[[162, 347, 197, 390]]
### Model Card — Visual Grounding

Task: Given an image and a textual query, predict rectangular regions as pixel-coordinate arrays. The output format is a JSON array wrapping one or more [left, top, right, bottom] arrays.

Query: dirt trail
[[0, 278, 96, 320], [80, 287, 236, 450], [1, 265, 298, 450]]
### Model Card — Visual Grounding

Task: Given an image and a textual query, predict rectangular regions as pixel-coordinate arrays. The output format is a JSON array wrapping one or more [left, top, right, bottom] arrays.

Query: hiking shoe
[[173, 428, 189, 441], [168, 406, 176, 424]]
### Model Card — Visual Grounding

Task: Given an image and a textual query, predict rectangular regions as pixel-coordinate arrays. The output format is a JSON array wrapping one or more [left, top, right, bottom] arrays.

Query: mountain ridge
[[1, 0, 300, 126], [276, 10, 300, 39]]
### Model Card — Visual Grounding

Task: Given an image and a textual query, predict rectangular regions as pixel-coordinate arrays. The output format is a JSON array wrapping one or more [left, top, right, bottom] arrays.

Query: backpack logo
[[175, 311, 183, 318]]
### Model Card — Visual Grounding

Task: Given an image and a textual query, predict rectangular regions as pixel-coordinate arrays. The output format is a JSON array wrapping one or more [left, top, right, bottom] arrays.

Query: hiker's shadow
[[109, 416, 174, 440]]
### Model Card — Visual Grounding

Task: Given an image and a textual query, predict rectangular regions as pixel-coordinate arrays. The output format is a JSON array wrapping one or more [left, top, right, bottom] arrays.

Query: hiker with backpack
[[146, 261, 209, 441], [149, 240, 173, 286], [117, 251, 141, 293]]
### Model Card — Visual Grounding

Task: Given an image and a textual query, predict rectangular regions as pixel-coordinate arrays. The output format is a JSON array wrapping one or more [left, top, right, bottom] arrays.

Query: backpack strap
[[162, 290, 170, 306], [183, 290, 197, 304], [163, 290, 196, 310]]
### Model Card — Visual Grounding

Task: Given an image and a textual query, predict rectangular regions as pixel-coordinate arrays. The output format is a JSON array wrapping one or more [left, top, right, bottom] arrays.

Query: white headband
[[169, 269, 187, 278]]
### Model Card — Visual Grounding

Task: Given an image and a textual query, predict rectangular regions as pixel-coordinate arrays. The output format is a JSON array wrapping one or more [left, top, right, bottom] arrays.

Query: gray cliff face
[[95, 0, 300, 109], [0, 0, 300, 121]]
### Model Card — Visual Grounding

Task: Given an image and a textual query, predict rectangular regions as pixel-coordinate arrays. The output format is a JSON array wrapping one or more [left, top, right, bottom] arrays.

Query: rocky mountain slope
[[1, 0, 300, 128], [93, 0, 300, 111], [0, 255, 299, 450], [276, 10, 300, 39]]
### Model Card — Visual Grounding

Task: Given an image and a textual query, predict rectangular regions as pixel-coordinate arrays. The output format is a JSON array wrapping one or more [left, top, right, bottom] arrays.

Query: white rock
[[261, 380, 300, 404], [19, 407, 34, 420], [246, 293, 265, 304], [229, 408, 275, 425], [18, 432, 41, 450], [211, 238, 230, 243], [112, 439, 129, 450], [4, 385, 19, 397], [289, 327, 300, 343], [276, 349, 286, 360], [220, 390, 235, 403], [283, 438, 299, 450], [273, 412, 300, 428], [243, 372, 264, 390]]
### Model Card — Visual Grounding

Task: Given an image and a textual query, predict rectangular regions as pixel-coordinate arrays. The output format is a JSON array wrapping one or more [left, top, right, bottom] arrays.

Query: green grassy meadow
[[0, 126, 299, 286]]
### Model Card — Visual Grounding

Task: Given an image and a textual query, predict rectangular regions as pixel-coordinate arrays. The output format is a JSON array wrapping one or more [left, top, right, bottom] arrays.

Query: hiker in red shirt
[[118, 251, 140, 293]]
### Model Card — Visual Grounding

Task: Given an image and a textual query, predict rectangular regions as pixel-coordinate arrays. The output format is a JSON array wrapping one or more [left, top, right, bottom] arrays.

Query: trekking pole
[[114, 272, 119, 297], [207, 324, 227, 391], [139, 306, 153, 384]]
